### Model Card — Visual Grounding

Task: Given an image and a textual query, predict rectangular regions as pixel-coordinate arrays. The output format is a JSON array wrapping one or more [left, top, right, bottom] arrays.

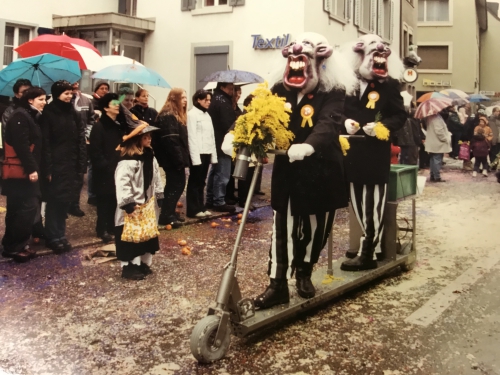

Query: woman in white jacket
[[186, 89, 218, 218]]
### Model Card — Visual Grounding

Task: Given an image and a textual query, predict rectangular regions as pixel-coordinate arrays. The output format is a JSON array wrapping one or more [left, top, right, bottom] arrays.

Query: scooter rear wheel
[[190, 315, 231, 363]]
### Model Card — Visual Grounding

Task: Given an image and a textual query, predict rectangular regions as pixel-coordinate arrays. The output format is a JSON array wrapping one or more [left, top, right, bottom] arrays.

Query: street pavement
[[1, 156, 499, 375]]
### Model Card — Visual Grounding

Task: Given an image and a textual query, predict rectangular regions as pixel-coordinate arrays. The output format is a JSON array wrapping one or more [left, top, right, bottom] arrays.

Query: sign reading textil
[[252, 34, 291, 49]]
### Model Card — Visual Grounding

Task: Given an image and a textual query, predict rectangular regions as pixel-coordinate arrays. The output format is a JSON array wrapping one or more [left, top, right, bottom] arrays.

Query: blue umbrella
[[468, 94, 490, 102], [0, 53, 81, 96], [200, 69, 264, 83], [92, 63, 171, 88]]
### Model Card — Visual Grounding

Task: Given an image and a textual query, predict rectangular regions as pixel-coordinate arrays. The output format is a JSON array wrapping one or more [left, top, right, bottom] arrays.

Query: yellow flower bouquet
[[232, 82, 295, 159], [372, 112, 390, 141]]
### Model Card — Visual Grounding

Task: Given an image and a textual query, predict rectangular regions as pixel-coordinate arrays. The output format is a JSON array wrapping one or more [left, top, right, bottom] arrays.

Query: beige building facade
[[415, 0, 488, 96], [479, 2, 500, 98]]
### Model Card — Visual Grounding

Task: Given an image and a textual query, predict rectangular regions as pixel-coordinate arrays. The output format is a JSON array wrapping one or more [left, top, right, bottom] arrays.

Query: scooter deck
[[231, 251, 412, 338]]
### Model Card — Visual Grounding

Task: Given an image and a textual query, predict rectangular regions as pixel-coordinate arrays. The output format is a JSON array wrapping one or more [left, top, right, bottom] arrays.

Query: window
[[380, 0, 393, 40], [204, 0, 228, 6], [418, 0, 450, 22], [324, 0, 349, 22], [118, 0, 137, 16], [354, 0, 376, 32], [3, 25, 32, 66], [182, 0, 245, 11], [418, 44, 451, 71]]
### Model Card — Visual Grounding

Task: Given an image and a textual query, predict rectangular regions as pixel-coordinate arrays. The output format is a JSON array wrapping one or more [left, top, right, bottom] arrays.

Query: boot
[[341, 253, 378, 271], [121, 264, 145, 280], [295, 263, 315, 299], [254, 278, 289, 310], [345, 250, 358, 259]]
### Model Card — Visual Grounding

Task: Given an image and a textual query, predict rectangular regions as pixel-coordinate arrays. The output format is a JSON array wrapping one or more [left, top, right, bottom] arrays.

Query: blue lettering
[[265, 38, 275, 48], [251, 34, 261, 49], [257, 38, 267, 49]]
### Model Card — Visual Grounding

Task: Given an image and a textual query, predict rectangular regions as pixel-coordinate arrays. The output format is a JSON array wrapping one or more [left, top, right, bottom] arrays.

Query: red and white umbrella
[[415, 97, 453, 119], [15, 34, 104, 71]]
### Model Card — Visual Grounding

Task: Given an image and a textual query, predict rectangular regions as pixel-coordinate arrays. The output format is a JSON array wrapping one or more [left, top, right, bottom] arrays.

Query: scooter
[[190, 144, 418, 363]]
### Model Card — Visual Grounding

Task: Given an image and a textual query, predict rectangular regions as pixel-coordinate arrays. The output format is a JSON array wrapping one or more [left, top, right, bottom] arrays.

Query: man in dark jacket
[[445, 106, 462, 158], [1, 79, 32, 147], [395, 107, 421, 165], [340, 34, 407, 272], [89, 93, 127, 243], [206, 82, 236, 212]]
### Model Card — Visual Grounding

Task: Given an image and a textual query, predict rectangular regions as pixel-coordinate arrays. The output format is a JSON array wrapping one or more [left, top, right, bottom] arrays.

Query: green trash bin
[[387, 164, 418, 202]]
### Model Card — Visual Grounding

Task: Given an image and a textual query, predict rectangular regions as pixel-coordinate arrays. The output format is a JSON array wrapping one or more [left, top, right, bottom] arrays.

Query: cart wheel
[[190, 315, 231, 363], [400, 259, 416, 272]]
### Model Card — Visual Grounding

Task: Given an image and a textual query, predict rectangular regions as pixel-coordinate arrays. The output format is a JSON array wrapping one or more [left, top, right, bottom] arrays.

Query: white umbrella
[[100, 55, 144, 70]]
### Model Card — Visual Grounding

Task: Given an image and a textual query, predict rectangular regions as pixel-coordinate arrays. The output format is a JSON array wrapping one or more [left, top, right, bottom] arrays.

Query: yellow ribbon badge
[[300, 105, 314, 128], [366, 91, 380, 110]]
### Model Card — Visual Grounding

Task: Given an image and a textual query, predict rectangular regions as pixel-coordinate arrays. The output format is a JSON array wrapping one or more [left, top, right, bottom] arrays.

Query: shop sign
[[252, 34, 291, 49], [423, 79, 452, 87], [403, 68, 418, 83]]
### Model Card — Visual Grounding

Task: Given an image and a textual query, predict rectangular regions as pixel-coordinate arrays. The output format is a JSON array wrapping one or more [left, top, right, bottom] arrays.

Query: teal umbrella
[[468, 94, 490, 103], [0, 53, 81, 96], [92, 62, 171, 88]]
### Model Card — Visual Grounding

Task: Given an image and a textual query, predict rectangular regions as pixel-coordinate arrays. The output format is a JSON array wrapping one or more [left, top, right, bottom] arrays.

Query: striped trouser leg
[[350, 183, 387, 259], [268, 200, 336, 279]]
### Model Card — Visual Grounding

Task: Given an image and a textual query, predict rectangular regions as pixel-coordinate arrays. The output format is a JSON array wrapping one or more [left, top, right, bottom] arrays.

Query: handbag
[[458, 142, 470, 161], [2, 142, 34, 179], [121, 197, 160, 243]]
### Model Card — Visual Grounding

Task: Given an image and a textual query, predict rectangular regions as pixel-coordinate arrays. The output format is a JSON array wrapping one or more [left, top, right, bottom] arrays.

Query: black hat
[[51, 80, 72, 99]]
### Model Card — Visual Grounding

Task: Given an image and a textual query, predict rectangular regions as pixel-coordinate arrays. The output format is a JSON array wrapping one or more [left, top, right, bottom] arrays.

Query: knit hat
[[51, 80, 73, 100], [94, 80, 110, 93]]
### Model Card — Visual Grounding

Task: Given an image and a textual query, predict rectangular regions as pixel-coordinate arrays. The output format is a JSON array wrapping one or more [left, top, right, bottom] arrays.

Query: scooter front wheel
[[190, 315, 231, 363]]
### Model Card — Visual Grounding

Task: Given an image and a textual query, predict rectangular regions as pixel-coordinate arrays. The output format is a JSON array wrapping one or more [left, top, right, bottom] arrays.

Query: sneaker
[[472, 171, 477, 177], [195, 212, 206, 218], [60, 239, 72, 252], [121, 264, 145, 280], [482, 170, 489, 177], [168, 221, 183, 229], [212, 204, 236, 213], [46, 240, 65, 254], [203, 210, 212, 216]]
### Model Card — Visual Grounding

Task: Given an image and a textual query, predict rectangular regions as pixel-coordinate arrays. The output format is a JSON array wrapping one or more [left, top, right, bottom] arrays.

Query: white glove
[[288, 143, 315, 163], [221, 132, 235, 156], [345, 119, 360, 135], [363, 122, 377, 137]]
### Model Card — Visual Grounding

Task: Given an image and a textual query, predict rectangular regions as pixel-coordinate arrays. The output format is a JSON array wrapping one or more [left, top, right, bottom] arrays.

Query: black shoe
[[87, 197, 97, 206], [212, 204, 236, 213], [254, 278, 290, 310], [47, 240, 66, 254], [225, 198, 237, 205], [345, 250, 358, 259], [121, 264, 145, 280], [68, 207, 85, 217], [139, 263, 153, 275], [254, 191, 266, 196], [100, 231, 113, 243], [295, 264, 315, 299], [175, 214, 186, 223], [12, 249, 34, 263], [431, 178, 446, 183], [60, 239, 72, 252], [340, 255, 378, 271]]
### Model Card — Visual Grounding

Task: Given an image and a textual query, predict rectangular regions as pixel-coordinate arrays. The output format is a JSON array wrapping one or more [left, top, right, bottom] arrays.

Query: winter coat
[[395, 117, 422, 146], [341, 78, 407, 185], [207, 88, 236, 156], [488, 115, 500, 145], [114, 147, 164, 227], [460, 115, 479, 142], [424, 114, 452, 154], [473, 125, 493, 143], [153, 113, 190, 170], [1, 97, 21, 148], [270, 83, 348, 216], [187, 106, 217, 166], [131, 104, 158, 126], [446, 112, 462, 135], [471, 137, 490, 158], [88, 113, 127, 196], [72, 92, 95, 140], [1, 106, 43, 197], [40, 99, 86, 203]]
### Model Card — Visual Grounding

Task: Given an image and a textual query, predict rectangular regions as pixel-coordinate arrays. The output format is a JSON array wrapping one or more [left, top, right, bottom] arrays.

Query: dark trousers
[[451, 132, 461, 157], [96, 194, 117, 236], [474, 156, 489, 172], [400, 146, 419, 165], [70, 173, 84, 210], [238, 166, 255, 207], [419, 144, 430, 168], [268, 201, 335, 279], [45, 201, 71, 243], [489, 144, 500, 165], [226, 162, 236, 200], [32, 197, 45, 239], [186, 154, 211, 217], [161, 166, 186, 222], [350, 183, 387, 259], [2, 195, 38, 254]]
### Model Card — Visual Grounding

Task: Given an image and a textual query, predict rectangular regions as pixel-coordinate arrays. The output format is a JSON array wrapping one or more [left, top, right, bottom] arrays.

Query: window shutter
[[324, 0, 332, 14], [370, 0, 377, 33], [229, 0, 245, 6], [389, 0, 394, 40], [354, 0, 360, 25], [345, 0, 352, 21]]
